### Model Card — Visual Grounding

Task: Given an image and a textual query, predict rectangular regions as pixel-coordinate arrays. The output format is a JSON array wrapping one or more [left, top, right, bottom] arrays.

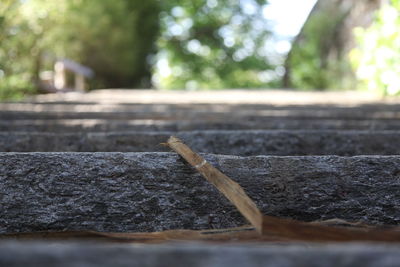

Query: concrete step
[[1, 242, 399, 267], [1, 152, 399, 234], [2, 118, 400, 132], [1, 130, 400, 155]]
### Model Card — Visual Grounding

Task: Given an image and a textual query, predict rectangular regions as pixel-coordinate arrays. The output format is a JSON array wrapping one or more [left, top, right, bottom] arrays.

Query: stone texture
[[4, 102, 400, 114], [1, 130, 400, 156], [28, 88, 384, 105], [2, 102, 400, 121], [1, 241, 400, 267], [2, 107, 400, 120], [2, 90, 400, 265], [1, 153, 400, 234], [4, 119, 400, 132], [0, 130, 400, 156]]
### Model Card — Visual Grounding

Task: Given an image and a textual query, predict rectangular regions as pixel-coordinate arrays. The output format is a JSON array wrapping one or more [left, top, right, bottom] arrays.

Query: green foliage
[[154, 0, 278, 90], [0, 0, 160, 100], [0, 74, 36, 101], [60, 0, 160, 88], [351, 0, 400, 96], [0, 0, 39, 100]]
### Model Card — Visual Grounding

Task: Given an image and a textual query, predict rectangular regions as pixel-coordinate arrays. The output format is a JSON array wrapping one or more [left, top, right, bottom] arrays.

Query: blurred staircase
[[1, 89, 400, 266]]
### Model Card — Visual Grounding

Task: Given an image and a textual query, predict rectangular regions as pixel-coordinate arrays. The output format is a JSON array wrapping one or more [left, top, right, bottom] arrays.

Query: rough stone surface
[[3, 102, 400, 114], [4, 119, 400, 132], [1, 153, 400, 234], [2, 107, 400, 120], [28, 89, 385, 105], [1, 130, 400, 155], [2, 102, 400, 121], [1, 241, 400, 267]]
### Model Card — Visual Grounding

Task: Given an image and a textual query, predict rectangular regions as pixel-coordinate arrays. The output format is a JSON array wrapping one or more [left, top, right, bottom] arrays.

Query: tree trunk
[[283, 0, 382, 89]]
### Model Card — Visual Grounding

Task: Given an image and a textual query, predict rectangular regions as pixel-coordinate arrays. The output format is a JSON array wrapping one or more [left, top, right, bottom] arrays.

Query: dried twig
[[167, 136, 263, 233], [0, 227, 290, 243], [167, 136, 400, 242]]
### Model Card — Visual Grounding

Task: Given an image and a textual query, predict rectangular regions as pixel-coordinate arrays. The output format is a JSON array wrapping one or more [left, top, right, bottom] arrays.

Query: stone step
[[4, 102, 400, 113], [0, 242, 399, 267], [3, 101, 400, 121], [2, 118, 400, 132], [1, 130, 400, 156], [1, 153, 399, 234], [2, 109, 400, 121], [22, 89, 391, 105]]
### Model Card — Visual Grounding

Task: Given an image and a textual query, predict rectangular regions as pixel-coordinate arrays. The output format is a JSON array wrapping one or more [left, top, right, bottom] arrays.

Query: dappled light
[[0, 0, 400, 97]]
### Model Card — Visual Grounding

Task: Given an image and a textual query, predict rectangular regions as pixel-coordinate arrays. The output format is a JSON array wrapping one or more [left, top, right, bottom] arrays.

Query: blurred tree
[[154, 0, 279, 89], [62, 0, 160, 88], [283, 0, 382, 90], [351, 0, 400, 96], [0, 0, 38, 100], [5, 0, 391, 99], [0, 0, 160, 100]]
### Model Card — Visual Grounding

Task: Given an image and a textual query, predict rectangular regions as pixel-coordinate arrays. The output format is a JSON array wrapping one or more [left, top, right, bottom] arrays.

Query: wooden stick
[[167, 136, 400, 242], [0, 227, 287, 243], [167, 136, 264, 233], [262, 215, 400, 242]]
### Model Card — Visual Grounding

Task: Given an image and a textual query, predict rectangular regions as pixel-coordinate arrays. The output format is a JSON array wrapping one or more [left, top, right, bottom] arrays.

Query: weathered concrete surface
[[3, 118, 400, 132], [1, 153, 400, 234], [1, 241, 400, 267], [2, 130, 400, 156]]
